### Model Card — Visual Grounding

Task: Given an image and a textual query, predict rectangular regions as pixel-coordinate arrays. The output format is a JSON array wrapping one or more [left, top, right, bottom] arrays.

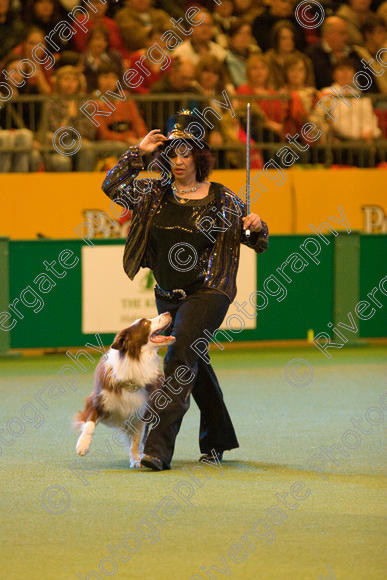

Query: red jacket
[[128, 51, 173, 94], [236, 85, 308, 136], [96, 97, 147, 142], [72, 16, 129, 59]]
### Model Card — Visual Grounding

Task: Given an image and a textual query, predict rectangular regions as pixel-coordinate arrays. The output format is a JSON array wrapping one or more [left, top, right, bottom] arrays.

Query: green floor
[[0, 346, 386, 580]]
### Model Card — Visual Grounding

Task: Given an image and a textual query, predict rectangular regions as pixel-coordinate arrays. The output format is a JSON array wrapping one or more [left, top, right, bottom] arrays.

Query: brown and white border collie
[[73, 313, 175, 468]]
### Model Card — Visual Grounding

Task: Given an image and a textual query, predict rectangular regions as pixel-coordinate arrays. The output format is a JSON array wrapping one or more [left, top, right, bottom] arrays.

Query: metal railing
[[1, 93, 386, 170]]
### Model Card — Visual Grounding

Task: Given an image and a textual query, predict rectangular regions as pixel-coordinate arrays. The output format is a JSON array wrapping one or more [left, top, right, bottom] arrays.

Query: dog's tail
[[72, 410, 86, 432]]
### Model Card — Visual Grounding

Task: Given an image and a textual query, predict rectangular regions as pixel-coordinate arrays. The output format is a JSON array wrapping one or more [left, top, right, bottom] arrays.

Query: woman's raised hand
[[139, 130, 167, 154]]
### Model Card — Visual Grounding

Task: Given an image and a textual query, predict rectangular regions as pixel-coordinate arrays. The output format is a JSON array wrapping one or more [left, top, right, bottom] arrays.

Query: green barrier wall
[[359, 235, 387, 338], [4, 235, 386, 349], [0, 238, 10, 354]]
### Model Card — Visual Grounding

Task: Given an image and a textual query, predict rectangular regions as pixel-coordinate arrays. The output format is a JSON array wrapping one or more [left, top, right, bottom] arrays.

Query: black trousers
[[143, 288, 240, 467]]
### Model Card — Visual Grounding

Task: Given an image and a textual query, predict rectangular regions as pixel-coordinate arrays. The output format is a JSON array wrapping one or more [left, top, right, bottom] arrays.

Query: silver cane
[[245, 102, 251, 237]]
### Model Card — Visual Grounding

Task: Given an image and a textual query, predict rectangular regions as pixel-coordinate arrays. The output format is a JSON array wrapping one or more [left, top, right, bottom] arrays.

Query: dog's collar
[[119, 379, 140, 391]]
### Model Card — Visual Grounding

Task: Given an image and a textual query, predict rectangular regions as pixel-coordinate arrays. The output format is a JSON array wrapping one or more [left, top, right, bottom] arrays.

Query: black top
[[147, 184, 216, 291]]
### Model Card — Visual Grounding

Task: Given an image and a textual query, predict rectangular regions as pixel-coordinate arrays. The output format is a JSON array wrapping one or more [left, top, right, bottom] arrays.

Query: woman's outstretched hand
[[139, 130, 168, 154]]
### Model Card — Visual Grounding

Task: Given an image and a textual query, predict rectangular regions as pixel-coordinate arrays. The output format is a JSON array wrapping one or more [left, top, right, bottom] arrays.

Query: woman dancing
[[102, 111, 269, 470]]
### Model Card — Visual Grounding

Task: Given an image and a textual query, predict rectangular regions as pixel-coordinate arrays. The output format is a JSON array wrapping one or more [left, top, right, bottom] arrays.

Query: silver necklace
[[171, 182, 201, 204]]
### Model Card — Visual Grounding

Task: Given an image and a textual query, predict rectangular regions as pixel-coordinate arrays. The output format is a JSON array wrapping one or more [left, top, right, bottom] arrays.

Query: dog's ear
[[111, 335, 124, 350]]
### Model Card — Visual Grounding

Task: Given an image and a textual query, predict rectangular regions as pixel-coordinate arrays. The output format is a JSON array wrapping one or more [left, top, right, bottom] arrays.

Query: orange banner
[[1, 168, 385, 239]]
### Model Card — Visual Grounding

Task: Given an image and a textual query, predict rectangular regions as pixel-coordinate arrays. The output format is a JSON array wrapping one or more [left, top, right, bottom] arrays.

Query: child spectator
[[316, 59, 382, 141], [313, 58, 384, 165], [284, 54, 319, 113], [195, 55, 227, 146], [196, 54, 254, 167], [41, 65, 96, 171], [71, 0, 128, 59], [195, 55, 226, 98], [94, 64, 147, 153], [265, 20, 315, 90], [237, 54, 308, 142], [225, 19, 260, 88], [80, 25, 123, 93]]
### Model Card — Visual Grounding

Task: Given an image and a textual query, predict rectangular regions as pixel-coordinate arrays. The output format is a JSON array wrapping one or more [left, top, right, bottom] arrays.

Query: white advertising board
[[82, 244, 256, 333]]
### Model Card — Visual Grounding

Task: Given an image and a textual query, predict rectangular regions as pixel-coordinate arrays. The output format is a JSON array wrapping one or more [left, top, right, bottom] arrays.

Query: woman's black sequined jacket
[[101, 146, 269, 302]]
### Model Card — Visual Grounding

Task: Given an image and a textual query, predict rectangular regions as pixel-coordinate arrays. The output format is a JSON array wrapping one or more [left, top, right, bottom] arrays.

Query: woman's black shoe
[[199, 451, 223, 463], [140, 454, 169, 471]]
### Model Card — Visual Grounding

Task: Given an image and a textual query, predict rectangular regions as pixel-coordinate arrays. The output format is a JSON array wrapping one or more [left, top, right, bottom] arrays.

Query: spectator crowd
[[0, 0, 387, 171]]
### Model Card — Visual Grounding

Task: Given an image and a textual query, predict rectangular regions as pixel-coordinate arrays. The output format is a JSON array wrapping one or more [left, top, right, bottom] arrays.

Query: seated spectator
[[252, 0, 306, 52], [11, 26, 53, 91], [353, 15, 387, 93], [71, 0, 128, 59], [79, 25, 123, 93], [195, 55, 226, 98], [317, 59, 382, 139], [129, 25, 172, 94], [212, 0, 237, 48], [337, 0, 374, 46], [195, 54, 248, 166], [378, 1, 387, 26], [284, 54, 319, 113], [194, 55, 226, 147], [265, 20, 315, 90], [234, 0, 265, 23], [174, 9, 228, 66], [313, 58, 383, 165], [1, 52, 50, 132], [225, 18, 260, 89], [94, 64, 147, 149], [307, 16, 359, 89], [26, 1, 67, 49], [115, 0, 170, 53], [236, 54, 308, 142], [150, 57, 198, 93], [150, 58, 200, 128], [0, 0, 24, 62], [40, 66, 96, 171]]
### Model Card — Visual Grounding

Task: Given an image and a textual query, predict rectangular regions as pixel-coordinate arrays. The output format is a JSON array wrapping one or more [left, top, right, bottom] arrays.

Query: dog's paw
[[76, 435, 91, 456], [130, 458, 142, 469]]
